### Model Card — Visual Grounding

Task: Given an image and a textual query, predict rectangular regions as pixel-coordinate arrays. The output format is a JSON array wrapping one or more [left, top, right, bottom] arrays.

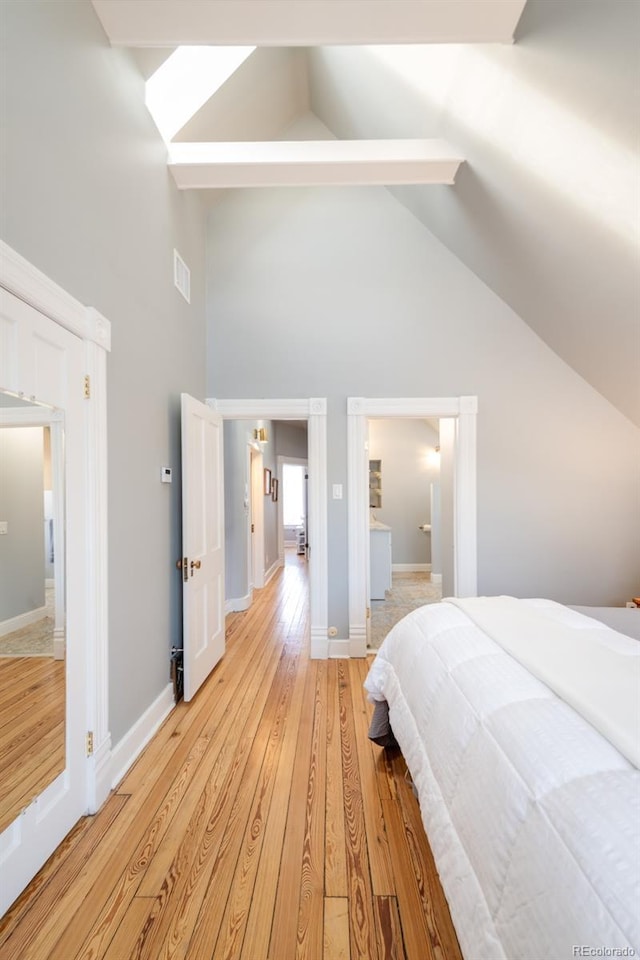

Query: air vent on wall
[[173, 248, 191, 303]]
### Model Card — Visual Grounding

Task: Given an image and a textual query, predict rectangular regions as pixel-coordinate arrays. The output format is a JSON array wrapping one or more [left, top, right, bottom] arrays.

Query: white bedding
[[364, 598, 640, 960]]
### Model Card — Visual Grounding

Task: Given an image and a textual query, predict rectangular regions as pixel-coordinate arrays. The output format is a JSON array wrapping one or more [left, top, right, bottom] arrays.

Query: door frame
[[0, 241, 110, 910], [209, 398, 328, 659], [347, 396, 478, 657]]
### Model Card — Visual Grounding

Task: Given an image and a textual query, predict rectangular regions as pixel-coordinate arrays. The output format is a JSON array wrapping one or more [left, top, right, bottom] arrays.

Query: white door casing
[[347, 397, 477, 658], [181, 394, 225, 700], [0, 245, 110, 913]]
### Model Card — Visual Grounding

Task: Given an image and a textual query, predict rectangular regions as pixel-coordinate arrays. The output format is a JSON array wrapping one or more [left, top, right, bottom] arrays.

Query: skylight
[[145, 46, 255, 142]]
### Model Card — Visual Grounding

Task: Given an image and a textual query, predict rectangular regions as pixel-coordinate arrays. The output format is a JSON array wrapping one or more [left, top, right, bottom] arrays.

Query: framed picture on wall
[[271, 478, 279, 502], [264, 468, 272, 495]]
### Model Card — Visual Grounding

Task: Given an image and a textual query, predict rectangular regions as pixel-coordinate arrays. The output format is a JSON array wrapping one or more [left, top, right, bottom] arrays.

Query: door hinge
[[86, 731, 94, 756], [83, 374, 91, 399], [366, 606, 371, 619]]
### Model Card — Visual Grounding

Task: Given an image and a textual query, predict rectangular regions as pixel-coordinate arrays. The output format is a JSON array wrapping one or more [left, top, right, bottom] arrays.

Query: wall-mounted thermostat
[[161, 467, 172, 483]]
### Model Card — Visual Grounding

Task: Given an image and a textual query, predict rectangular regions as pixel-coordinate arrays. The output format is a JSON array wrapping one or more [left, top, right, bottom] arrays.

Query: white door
[[180, 394, 225, 701], [0, 289, 88, 913]]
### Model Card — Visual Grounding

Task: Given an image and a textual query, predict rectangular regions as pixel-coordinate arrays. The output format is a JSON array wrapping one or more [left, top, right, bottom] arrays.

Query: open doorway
[[278, 457, 308, 562], [249, 445, 265, 592], [212, 398, 328, 658], [347, 396, 478, 658], [367, 417, 443, 650]]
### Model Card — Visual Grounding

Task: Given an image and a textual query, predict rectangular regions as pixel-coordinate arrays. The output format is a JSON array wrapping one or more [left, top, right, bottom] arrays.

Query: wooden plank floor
[[0, 656, 65, 834], [0, 553, 462, 960]]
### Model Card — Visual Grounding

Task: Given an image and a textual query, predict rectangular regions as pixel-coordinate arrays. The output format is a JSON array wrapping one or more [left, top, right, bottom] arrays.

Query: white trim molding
[[225, 592, 253, 614], [209, 398, 328, 658], [348, 396, 477, 658], [109, 683, 175, 791], [328, 637, 351, 658], [0, 241, 111, 904], [264, 557, 284, 585], [0, 240, 111, 350], [0, 241, 111, 814], [84, 332, 111, 811], [0, 606, 47, 639]]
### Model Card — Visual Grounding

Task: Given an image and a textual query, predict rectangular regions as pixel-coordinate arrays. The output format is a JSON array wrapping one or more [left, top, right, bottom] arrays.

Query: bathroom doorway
[[347, 395, 478, 658], [367, 417, 444, 650]]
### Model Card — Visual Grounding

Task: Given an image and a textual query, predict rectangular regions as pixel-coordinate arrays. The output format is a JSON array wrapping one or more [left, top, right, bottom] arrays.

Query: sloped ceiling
[[93, 0, 639, 425]]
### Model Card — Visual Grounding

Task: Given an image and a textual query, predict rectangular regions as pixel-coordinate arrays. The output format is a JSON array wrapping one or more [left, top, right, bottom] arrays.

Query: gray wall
[[0, 428, 45, 623], [368, 419, 439, 565], [1, 1, 207, 744], [223, 420, 249, 602], [206, 185, 640, 636], [307, 0, 640, 427], [274, 422, 308, 460]]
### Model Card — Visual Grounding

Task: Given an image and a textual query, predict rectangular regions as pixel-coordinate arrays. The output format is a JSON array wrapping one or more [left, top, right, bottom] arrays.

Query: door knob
[[190, 559, 201, 573]]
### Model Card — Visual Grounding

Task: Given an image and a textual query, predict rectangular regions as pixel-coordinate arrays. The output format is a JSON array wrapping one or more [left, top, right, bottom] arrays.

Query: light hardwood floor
[[0, 656, 65, 833], [0, 552, 462, 960]]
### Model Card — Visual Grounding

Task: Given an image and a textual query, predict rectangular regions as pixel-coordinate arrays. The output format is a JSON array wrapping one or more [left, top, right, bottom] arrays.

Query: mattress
[[364, 598, 640, 960]]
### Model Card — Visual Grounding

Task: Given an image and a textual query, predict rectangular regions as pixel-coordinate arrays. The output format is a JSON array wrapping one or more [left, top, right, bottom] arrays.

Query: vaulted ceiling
[[91, 0, 639, 426]]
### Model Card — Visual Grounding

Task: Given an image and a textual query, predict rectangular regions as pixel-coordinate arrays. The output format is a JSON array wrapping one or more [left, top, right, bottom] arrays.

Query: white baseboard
[[0, 605, 47, 638], [310, 627, 329, 659], [264, 558, 283, 585], [392, 563, 431, 573], [109, 682, 175, 791], [431, 573, 442, 584], [225, 592, 252, 614], [328, 637, 350, 658]]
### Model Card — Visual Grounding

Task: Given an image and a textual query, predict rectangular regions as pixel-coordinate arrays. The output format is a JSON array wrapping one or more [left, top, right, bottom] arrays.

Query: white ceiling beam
[[91, 1, 528, 47], [167, 139, 464, 189]]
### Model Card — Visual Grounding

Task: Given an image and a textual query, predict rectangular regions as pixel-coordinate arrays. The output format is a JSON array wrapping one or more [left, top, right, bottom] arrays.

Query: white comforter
[[364, 598, 640, 960]]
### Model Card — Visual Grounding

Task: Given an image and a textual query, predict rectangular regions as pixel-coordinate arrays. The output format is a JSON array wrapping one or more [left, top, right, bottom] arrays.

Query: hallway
[[0, 553, 460, 960]]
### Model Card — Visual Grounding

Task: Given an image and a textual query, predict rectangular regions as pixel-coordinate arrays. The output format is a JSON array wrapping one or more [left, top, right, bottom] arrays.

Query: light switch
[[0, 521, 7, 535], [332, 484, 343, 500], [161, 467, 172, 483]]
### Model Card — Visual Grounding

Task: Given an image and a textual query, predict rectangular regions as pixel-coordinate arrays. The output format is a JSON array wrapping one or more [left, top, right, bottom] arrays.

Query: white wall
[[2, 1, 207, 743], [206, 185, 640, 634], [368, 419, 439, 566]]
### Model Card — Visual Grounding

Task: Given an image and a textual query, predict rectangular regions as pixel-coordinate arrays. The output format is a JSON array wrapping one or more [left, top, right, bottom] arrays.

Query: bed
[[364, 597, 640, 960]]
